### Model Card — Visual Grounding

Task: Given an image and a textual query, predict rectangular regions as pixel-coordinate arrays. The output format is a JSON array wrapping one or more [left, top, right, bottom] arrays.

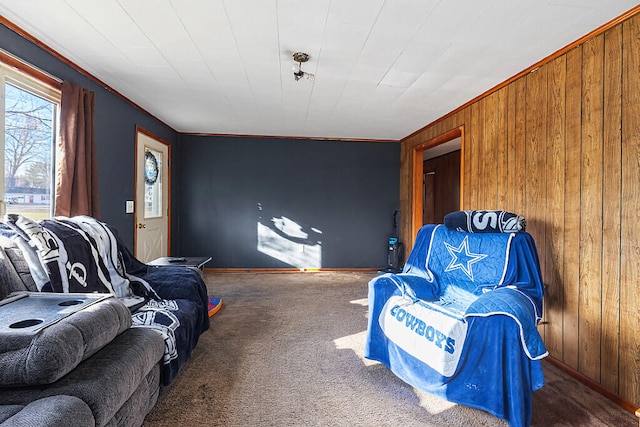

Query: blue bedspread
[[365, 224, 547, 427]]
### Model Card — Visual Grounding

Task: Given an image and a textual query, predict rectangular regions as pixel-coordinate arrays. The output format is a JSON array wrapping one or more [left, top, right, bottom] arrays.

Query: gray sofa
[[0, 215, 210, 427]]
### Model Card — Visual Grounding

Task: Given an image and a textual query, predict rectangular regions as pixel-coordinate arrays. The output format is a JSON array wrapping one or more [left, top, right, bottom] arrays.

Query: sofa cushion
[[0, 396, 94, 427], [0, 328, 164, 427], [0, 295, 131, 386], [0, 246, 35, 301], [103, 360, 161, 427], [3, 247, 39, 293], [0, 405, 22, 424], [2, 215, 54, 292]]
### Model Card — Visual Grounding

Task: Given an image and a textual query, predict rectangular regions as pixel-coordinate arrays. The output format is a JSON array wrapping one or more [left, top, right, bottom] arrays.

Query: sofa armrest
[[0, 296, 132, 386]]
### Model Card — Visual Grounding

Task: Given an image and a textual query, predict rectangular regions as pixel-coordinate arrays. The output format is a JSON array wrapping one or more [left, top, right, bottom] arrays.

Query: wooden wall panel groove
[[506, 84, 517, 213], [524, 65, 548, 279], [578, 34, 604, 382], [563, 46, 582, 371], [476, 99, 486, 208], [463, 106, 472, 209], [399, 9, 640, 408], [620, 13, 640, 405], [601, 24, 622, 394], [513, 78, 527, 218], [484, 92, 499, 208], [469, 102, 482, 208], [544, 54, 567, 356], [495, 88, 508, 210]]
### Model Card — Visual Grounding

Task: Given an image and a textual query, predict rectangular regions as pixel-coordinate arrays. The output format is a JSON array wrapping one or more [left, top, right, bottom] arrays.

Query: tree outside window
[[4, 82, 55, 219]]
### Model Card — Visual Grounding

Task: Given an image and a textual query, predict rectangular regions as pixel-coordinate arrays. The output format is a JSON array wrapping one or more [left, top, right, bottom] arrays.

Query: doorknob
[[138, 223, 146, 229]]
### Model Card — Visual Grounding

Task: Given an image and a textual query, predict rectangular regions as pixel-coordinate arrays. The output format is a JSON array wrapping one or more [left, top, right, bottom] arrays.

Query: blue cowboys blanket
[[365, 224, 546, 427]]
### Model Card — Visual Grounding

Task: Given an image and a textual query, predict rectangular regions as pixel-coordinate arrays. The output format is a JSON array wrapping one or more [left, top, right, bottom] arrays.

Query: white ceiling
[[0, 1, 637, 141]]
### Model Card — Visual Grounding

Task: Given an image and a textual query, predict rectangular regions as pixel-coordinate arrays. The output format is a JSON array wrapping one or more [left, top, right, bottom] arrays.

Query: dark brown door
[[423, 150, 460, 224], [423, 170, 436, 224]]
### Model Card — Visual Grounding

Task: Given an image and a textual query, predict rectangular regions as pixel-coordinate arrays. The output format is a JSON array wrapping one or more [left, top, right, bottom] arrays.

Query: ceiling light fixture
[[292, 52, 314, 81]]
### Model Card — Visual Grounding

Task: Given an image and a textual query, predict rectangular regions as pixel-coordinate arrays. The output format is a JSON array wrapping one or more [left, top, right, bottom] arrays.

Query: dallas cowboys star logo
[[443, 235, 487, 281]]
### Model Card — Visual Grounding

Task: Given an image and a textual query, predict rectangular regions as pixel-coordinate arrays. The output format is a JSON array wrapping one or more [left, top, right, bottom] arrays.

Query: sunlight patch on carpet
[[333, 330, 379, 366], [416, 389, 457, 414]]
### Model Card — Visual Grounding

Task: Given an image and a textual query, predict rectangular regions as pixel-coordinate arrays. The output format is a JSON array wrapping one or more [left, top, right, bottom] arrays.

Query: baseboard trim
[[203, 267, 381, 273], [545, 357, 639, 416]]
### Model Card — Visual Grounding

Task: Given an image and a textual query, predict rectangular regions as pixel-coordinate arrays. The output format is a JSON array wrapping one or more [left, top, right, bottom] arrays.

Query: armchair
[[365, 216, 547, 427]]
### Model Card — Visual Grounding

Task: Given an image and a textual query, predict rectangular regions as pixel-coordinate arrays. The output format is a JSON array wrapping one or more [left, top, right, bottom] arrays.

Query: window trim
[[0, 49, 61, 92]]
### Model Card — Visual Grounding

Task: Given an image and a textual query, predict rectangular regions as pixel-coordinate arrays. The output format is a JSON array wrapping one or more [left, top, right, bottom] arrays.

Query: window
[[1, 56, 60, 219]]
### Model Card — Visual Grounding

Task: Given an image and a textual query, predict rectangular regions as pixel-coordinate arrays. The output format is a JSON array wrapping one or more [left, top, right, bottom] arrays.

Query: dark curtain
[[54, 81, 100, 218]]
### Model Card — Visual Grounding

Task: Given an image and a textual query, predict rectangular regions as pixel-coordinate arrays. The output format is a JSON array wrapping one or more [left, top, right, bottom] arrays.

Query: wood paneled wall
[[400, 12, 640, 408]]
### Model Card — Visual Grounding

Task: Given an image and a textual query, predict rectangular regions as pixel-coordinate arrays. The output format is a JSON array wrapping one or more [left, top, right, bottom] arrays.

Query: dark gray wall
[[2, 23, 401, 268], [0, 23, 179, 250], [178, 136, 400, 268]]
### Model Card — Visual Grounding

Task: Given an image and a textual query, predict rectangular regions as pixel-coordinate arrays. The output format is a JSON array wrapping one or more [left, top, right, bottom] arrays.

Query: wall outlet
[[126, 200, 134, 213]]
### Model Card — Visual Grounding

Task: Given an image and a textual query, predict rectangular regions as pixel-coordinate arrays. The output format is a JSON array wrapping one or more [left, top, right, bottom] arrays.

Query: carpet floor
[[143, 272, 637, 427]]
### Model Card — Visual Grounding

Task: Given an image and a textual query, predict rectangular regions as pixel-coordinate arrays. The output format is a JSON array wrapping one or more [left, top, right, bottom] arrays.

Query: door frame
[[411, 126, 464, 246], [134, 126, 171, 259]]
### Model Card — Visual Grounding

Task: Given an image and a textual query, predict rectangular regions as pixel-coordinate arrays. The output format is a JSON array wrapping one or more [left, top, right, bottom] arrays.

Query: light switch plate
[[125, 200, 134, 213]]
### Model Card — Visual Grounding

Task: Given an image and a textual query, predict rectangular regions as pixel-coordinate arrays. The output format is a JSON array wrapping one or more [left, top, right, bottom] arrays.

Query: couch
[[0, 215, 210, 427]]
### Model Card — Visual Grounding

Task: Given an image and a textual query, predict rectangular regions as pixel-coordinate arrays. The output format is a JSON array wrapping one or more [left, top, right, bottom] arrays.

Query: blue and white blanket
[[366, 224, 546, 427]]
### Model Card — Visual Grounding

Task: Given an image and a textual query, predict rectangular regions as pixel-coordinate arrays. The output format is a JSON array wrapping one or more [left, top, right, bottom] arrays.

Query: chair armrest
[[370, 273, 441, 302], [465, 287, 548, 360]]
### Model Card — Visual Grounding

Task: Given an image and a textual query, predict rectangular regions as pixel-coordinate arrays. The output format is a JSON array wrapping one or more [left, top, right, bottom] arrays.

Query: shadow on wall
[[256, 203, 322, 268]]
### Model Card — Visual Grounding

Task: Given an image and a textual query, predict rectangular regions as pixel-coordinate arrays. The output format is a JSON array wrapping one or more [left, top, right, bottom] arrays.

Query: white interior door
[[135, 130, 170, 262]]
